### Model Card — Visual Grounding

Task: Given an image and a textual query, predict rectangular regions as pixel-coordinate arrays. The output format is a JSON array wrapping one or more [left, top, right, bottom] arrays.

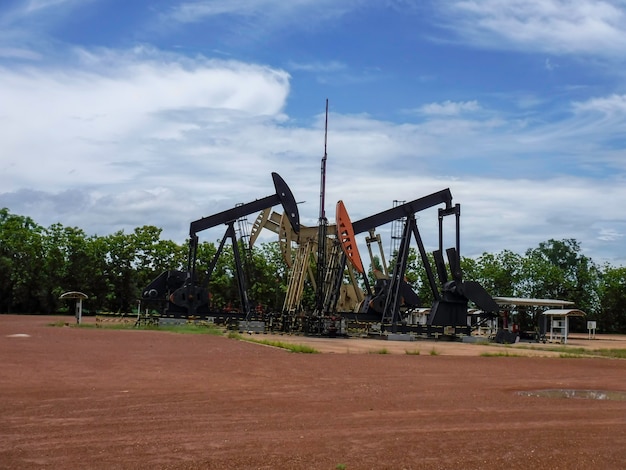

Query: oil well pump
[[142, 172, 300, 319], [330, 188, 499, 335]]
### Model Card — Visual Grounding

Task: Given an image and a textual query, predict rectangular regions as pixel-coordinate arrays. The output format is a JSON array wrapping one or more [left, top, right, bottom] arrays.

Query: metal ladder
[[389, 199, 406, 261]]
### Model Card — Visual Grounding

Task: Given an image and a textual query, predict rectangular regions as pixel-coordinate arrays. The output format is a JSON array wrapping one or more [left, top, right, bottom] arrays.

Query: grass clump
[[238, 337, 319, 353], [369, 348, 389, 354], [559, 353, 585, 358], [57, 319, 225, 335], [511, 344, 626, 360], [155, 323, 224, 335], [405, 349, 420, 355], [592, 348, 626, 359], [480, 351, 523, 357], [429, 347, 440, 356]]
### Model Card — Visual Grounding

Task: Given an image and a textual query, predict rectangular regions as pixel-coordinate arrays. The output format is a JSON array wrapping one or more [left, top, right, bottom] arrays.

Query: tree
[[597, 265, 626, 333], [521, 239, 599, 313], [470, 250, 523, 297], [250, 242, 291, 312], [0, 209, 46, 313], [404, 248, 437, 307], [103, 230, 138, 312], [133, 225, 186, 294]]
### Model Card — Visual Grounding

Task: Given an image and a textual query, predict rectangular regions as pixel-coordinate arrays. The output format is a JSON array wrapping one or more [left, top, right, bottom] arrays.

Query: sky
[[1, 0, 626, 268]]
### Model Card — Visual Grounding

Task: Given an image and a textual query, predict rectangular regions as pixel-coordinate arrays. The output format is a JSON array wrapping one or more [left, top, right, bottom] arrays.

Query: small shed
[[542, 309, 586, 344], [59, 291, 88, 324]]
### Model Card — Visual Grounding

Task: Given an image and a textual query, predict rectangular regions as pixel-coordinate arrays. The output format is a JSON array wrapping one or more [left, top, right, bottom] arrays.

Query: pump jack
[[335, 189, 499, 334], [142, 172, 300, 319]]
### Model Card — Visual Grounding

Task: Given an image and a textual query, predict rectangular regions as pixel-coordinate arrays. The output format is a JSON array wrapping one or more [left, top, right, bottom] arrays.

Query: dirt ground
[[1, 315, 625, 470]]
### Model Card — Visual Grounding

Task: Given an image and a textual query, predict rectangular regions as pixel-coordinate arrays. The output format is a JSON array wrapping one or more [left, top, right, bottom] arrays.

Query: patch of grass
[[559, 353, 585, 358], [592, 348, 626, 359], [239, 337, 319, 354], [472, 339, 492, 345], [60, 320, 225, 335], [336, 464, 347, 470], [480, 351, 523, 357], [429, 347, 440, 356], [369, 348, 389, 354], [405, 349, 420, 355], [156, 323, 224, 335], [508, 344, 626, 360], [94, 322, 135, 330], [541, 345, 587, 355]]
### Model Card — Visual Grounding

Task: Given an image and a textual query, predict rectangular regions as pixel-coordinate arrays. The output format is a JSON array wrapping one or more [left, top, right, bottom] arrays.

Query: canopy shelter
[[543, 309, 586, 344], [59, 291, 88, 324], [493, 297, 575, 308], [492, 297, 577, 338]]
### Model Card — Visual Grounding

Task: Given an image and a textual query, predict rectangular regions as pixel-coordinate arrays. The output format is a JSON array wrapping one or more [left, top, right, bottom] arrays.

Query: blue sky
[[1, 0, 625, 267]]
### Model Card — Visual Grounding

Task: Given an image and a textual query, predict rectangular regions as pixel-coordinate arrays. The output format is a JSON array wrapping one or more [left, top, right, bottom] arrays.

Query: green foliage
[[404, 249, 436, 306], [520, 239, 600, 313], [0, 209, 46, 313], [470, 250, 523, 297], [597, 265, 626, 333]]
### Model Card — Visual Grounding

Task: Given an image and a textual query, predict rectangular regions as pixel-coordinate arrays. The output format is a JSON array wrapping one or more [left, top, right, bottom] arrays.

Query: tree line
[[1, 208, 624, 332]]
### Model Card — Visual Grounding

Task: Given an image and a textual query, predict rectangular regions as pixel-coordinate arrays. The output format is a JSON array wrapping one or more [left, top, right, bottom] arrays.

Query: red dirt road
[[1, 315, 625, 469]]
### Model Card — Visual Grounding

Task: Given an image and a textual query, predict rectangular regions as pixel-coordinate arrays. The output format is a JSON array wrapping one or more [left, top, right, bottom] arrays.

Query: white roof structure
[[59, 291, 88, 300], [493, 296, 575, 307], [542, 308, 586, 317]]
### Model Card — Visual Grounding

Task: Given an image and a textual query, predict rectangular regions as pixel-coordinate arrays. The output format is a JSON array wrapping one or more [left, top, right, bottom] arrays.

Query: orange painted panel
[[336, 200, 364, 274]]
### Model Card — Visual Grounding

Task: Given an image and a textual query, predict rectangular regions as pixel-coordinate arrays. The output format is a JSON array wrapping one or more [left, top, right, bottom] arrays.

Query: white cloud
[[167, 0, 360, 25], [287, 60, 347, 73], [572, 93, 626, 114], [597, 228, 623, 242], [24, 0, 77, 13], [0, 47, 291, 192], [544, 58, 558, 71], [437, 0, 626, 58], [0, 46, 41, 60], [418, 100, 481, 116], [1, 0, 96, 26]]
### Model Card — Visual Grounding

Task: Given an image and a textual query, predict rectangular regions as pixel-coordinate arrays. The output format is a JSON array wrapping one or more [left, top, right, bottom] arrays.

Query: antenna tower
[[315, 99, 329, 318]]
